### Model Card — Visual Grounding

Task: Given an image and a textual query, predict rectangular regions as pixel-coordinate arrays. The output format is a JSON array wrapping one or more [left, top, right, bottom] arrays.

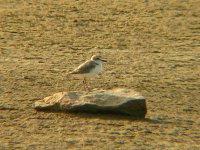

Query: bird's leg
[[85, 78, 90, 90], [83, 77, 89, 91], [83, 78, 87, 91]]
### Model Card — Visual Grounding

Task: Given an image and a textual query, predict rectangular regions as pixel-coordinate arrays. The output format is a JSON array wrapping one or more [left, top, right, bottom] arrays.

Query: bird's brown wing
[[70, 60, 98, 74]]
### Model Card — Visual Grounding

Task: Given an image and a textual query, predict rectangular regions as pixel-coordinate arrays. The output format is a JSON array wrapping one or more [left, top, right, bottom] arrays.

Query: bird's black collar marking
[[94, 62, 99, 65]]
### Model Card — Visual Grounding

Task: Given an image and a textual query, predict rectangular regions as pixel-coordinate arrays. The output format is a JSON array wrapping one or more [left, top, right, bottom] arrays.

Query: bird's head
[[91, 55, 107, 62]]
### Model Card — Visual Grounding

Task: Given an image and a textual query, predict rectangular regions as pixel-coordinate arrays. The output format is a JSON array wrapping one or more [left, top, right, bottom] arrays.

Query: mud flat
[[0, 0, 199, 149]]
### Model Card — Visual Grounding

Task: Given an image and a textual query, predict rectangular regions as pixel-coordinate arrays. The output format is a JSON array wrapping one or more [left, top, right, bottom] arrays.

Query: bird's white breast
[[90, 62, 102, 74]]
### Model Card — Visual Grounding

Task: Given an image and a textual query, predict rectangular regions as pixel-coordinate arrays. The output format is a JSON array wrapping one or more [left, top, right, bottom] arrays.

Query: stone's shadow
[[60, 111, 170, 124], [140, 118, 171, 124], [36, 109, 169, 124]]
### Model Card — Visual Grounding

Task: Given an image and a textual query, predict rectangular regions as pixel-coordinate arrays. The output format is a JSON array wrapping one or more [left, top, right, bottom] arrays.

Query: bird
[[68, 55, 107, 90]]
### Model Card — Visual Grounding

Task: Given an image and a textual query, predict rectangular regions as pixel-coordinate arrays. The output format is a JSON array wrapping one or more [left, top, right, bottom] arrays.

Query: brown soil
[[0, 0, 200, 149]]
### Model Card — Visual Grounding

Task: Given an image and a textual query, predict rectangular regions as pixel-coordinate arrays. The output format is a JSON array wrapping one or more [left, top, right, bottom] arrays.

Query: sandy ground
[[0, 0, 200, 149]]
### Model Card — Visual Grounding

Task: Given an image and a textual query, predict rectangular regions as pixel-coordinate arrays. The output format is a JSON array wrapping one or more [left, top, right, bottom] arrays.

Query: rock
[[34, 88, 147, 118]]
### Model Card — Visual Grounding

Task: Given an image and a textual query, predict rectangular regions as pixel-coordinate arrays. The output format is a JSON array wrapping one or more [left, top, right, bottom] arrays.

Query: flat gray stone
[[34, 89, 147, 118]]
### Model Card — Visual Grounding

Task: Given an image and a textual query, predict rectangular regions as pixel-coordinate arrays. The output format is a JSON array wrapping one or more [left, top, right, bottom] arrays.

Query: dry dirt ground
[[0, 0, 200, 149]]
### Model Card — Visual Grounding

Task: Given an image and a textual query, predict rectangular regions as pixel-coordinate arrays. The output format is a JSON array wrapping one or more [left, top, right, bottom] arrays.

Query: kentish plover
[[69, 55, 106, 90]]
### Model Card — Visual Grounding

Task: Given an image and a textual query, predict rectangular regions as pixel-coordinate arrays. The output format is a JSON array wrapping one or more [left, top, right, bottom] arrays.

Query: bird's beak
[[100, 58, 107, 62]]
